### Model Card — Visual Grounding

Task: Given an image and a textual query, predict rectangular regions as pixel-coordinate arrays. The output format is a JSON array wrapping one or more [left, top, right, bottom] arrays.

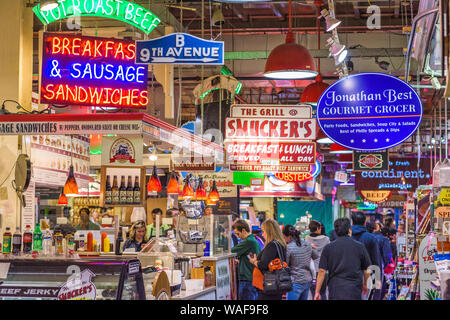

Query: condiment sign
[[41, 33, 148, 108], [435, 207, 450, 218], [355, 158, 431, 191], [136, 33, 224, 65], [359, 190, 393, 204], [353, 150, 389, 171], [438, 189, 450, 205], [230, 104, 312, 118], [225, 141, 316, 165], [33, 0, 160, 35], [317, 73, 423, 151]]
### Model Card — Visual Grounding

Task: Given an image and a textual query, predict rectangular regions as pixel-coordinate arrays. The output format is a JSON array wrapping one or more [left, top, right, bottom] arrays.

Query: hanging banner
[[377, 194, 407, 207], [171, 156, 215, 172], [101, 136, 143, 166], [438, 189, 450, 205], [225, 141, 316, 165], [136, 33, 224, 65], [353, 150, 389, 171], [359, 190, 393, 204], [418, 233, 438, 300], [230, 105, 312, 118], [355, 158, 431, 191], [316, 73, 423, 151], [41, 33, 148, 108], [196, 172, 236, 198], [33, 0, 160, 35]]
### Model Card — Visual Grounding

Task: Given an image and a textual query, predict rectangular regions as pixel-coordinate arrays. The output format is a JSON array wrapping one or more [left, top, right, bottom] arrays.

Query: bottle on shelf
[[66, 233, 74, 257], [23, 225, 33, 254], [112, 175, 119, 204], [42, 228, 52, 256], [115, 227, 123, 255], [119, 176, 127, 204], [54, 228, 64, 256], [103, 237, 110, 253], [133, 176, 141, 204], [12, 227, 22, 256], [101, 232, 107, 251], [105, 175, 112, 205], [78, 233, 85, 252], [33, 223, 43, 252], [2, 227, 12, 254], [87, 232, 93, 252], [126, 176, 134, 204]]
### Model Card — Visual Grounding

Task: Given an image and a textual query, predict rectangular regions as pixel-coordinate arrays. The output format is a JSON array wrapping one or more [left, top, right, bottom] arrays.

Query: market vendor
[[74, 208, 101, 231], [146, 208, 171, 238], [123, 220, 148, 252]]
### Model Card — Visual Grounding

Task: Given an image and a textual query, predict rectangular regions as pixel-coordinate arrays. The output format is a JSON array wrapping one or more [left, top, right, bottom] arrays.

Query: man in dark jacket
[[314, 218, 371, 300], [231, 220, 261, 300], [351, 212, 382, 299]]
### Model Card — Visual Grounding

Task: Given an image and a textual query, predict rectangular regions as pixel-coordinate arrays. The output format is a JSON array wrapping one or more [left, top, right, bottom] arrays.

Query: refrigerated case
[[0, 257, 145, 300]]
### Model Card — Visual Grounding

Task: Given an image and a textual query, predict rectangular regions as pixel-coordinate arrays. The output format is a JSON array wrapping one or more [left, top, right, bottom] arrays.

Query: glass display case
[[0, 257, 145, 300]]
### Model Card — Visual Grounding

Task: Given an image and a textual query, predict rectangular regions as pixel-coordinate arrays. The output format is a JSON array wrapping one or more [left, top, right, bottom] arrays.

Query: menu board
[[30, 135, 90, 194]]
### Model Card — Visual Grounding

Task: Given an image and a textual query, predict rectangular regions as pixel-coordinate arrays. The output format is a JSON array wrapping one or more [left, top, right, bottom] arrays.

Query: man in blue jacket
[[351, 212, 383, 299]]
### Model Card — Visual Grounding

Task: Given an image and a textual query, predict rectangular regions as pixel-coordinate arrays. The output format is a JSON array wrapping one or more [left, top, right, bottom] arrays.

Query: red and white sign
[[230, 104, 312, 118], [58, 269, 97, 300], [230, 164, 310, 173], [225, 141, 315, 165], [225, 118, 316, 140], [102, 136, 143, 166]]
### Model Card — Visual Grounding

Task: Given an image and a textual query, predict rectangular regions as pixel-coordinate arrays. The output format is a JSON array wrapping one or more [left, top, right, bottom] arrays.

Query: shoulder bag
[[263, 241, 293, 294]]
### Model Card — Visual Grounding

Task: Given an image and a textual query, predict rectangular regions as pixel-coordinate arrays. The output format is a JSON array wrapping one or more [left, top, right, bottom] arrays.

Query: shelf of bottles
[[99, 166, 146, 208]]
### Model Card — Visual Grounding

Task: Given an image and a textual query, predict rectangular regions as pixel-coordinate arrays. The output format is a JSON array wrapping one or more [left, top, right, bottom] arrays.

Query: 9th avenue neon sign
[[33, 0, 160, 35]]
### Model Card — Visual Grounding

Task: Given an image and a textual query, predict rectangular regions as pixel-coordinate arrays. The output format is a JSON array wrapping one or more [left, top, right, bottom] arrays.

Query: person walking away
[[382, 217, 397, 260], [231, 220, 262, 300], [283, 225, 318, 300], [314, 218, 371, 300], [248, 219, 287, 300], [367, 221, 393, 300], [305, 220, 330, 300], [351, 212, 382, 299]]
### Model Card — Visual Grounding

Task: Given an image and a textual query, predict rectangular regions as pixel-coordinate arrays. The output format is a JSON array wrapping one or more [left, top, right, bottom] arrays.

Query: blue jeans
[[287, 282, 312, 300], [239, 280, 258, 300]]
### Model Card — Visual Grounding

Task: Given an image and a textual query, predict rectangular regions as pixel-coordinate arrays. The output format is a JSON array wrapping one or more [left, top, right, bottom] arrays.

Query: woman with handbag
[[249, 219, 290, 300], [283, 225, 319, 300]]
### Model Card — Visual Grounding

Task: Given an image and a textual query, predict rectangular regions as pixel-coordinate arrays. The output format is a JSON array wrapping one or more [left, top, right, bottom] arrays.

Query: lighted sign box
[[40, 33, 148, 109], [33, 0, 160, 35]]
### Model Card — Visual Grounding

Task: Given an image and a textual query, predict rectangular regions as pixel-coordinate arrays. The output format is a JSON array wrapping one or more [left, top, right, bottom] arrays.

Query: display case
[[0, 257, 145, 300]]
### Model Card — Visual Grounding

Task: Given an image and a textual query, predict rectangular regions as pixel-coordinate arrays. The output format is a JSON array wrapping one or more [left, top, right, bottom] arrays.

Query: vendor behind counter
[[74, 208, 100, 231], [146, 208, 174, 239]]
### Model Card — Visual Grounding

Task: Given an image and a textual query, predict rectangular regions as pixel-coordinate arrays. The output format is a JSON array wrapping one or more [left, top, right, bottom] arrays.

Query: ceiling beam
[[269, 3, 285, 20]]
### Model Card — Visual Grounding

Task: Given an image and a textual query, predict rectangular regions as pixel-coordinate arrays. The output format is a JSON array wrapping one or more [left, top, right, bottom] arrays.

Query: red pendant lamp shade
[[330, 143, 353, 154], [207, 180, 220, 202], [166, 172, 179, 194], [195, 177, 207, 200], [63, 165, 79, 196], [300, 74, 329, 103], [182, 175, 194, 198], [147, 165, 162, 193], [264, 32, 317, 79], [58, 192, 68, 205]]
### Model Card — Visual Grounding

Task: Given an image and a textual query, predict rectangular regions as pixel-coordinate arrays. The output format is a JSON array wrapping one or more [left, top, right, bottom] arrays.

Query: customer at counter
[[146, 208, 171, 238], [74, 208, 101, 231], [123, 220, 148, 252]]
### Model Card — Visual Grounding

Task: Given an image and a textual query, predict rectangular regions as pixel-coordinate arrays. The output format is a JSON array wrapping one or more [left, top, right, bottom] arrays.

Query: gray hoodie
[[305, 234, 330, 272]]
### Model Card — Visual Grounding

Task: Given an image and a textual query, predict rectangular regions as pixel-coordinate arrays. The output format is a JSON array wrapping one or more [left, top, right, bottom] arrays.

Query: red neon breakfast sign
[[41, 33, 148, 109]]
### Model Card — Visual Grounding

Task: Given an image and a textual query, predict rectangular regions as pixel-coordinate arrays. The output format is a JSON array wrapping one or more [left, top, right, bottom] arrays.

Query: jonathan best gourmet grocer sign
[[317, 73, 423, 151]]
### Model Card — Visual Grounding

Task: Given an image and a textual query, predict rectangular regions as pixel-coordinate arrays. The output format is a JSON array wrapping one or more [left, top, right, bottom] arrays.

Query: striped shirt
[[286, 241, 319, 284]]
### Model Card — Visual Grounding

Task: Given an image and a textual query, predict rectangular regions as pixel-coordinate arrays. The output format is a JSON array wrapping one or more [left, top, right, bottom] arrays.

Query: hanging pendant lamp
[[195, 177, 207, 200], [64, 136, 79, 197], [181, 175, 194, 198], [300, 74, 330, 104], [166, 171, 180, 194], [264, 0, 317, 79], [58, 189, 68, 205], [147, 165, 162, 194], [207, 180, 220, 202]]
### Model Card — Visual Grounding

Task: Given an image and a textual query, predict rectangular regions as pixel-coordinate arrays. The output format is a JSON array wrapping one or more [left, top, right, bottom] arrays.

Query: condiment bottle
[[54, 229, 64, 256], [87, 232, 93, 252], [103, 237, 110, 253], [101, 232, 107, 251]]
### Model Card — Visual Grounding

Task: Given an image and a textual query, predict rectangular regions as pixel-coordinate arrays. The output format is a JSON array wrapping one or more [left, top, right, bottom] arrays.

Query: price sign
[[436, 206, 450, 218]]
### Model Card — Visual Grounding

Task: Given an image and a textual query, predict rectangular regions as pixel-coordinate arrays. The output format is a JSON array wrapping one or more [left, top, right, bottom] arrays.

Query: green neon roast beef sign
[[33, 0, 161, 35]]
